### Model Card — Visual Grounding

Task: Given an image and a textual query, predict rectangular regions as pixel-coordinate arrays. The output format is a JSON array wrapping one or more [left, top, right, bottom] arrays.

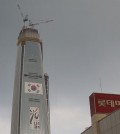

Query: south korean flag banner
[[25, 82, 43, 94]]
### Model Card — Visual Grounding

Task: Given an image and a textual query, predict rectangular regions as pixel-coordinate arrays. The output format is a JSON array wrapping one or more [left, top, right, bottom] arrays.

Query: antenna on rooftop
[[99, 78, 103, 93]]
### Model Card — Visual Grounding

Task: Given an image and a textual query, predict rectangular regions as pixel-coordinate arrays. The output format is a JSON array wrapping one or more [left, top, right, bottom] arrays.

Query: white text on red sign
[[98, 99, 120, 107]]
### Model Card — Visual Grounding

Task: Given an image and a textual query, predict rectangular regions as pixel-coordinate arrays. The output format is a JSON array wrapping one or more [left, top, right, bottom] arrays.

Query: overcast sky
[[1, 0, 120, 134]]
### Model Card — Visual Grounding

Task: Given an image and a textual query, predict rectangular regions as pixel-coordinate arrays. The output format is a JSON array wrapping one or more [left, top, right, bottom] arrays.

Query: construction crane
[[17, 3, 53, 28], [17, 4, 29, 25], [29, 20, 54, 28]]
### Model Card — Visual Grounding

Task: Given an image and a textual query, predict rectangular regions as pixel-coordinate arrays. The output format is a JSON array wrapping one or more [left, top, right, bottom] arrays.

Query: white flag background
[[25, 82, 43, 94], [30, 107, 40, 129]]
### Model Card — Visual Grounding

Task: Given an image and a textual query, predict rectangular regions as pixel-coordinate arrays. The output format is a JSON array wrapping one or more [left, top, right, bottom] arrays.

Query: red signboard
[[89, 93, 120, 116]]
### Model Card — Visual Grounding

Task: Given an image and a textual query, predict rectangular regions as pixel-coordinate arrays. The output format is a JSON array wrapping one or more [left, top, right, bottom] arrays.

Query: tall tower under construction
[[11, 24, 50, 134]]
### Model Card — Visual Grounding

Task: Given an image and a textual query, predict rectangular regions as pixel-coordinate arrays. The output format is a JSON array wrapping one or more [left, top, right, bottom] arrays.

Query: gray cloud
[[1, 0, 120, 134]]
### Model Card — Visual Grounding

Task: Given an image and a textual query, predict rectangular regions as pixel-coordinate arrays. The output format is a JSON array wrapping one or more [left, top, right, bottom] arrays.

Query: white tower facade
[[11, 27, 50, 134]]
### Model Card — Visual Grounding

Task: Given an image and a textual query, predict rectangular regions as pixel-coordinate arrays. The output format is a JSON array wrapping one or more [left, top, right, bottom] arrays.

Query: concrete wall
[[81, 109, 120, 134], [99, 109, 120, 134]]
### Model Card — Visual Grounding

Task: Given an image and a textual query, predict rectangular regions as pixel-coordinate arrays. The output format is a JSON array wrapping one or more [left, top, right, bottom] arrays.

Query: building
[[81, 93, 120, 134], [11, 25, 50, 134]]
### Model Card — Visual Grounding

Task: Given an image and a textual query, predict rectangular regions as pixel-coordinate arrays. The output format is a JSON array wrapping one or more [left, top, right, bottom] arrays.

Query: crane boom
[[17, 4, 28, 24]]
